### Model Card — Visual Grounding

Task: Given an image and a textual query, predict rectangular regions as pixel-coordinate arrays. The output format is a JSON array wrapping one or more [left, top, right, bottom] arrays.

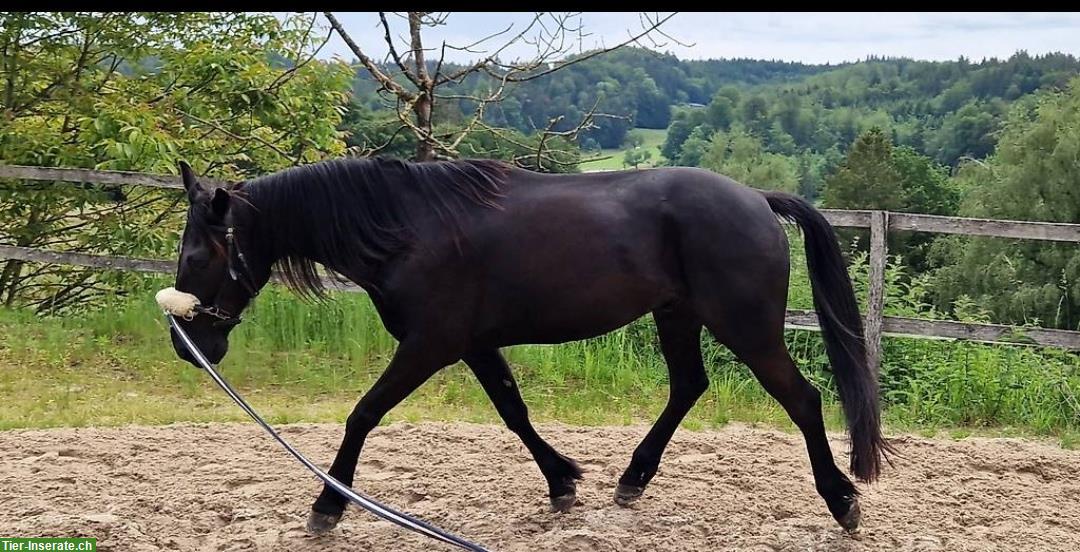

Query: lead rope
[[165, 313, 491, 552]]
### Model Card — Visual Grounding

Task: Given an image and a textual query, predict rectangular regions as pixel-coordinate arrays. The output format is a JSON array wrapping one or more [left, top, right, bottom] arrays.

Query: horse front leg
[[463, 349, 583, 512], [616, 305, 707, 505], [307, 338, 453, 534]]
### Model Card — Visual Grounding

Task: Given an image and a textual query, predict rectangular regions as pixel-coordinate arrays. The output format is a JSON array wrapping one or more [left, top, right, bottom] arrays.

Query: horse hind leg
[[707, 306, 861, 531]]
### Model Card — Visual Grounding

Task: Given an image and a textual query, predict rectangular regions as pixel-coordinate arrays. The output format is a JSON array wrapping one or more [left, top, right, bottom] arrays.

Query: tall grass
[[1, 229, 1077, 445]]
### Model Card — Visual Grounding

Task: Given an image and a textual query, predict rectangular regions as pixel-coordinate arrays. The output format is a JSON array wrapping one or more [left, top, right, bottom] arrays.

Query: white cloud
[[316, 12, 1080, 65]]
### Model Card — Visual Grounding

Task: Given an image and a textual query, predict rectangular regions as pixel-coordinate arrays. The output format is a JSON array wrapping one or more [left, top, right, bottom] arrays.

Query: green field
[[578, 128, 669, 171]]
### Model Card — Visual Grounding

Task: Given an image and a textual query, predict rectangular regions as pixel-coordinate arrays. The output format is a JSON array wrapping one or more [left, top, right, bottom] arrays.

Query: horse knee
[[787, 382, 823, 429], [346, 408, 379, 435], [502, 408, 534, 436], [688, 375, 709, 398], [673, 374, 709, 401], [796, 382, 822, 410]]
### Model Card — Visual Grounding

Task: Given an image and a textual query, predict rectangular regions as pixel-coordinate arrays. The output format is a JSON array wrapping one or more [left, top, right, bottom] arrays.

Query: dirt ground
[[2, 421, 1078, 551]]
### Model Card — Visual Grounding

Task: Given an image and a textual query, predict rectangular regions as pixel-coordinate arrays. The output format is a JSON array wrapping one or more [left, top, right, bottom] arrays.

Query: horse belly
[[469, 184, 683, 346], [477, 240, 679, 346]]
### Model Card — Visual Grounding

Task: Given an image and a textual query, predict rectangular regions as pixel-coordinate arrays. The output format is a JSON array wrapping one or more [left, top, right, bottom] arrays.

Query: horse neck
[[240, 182, 385, 286]]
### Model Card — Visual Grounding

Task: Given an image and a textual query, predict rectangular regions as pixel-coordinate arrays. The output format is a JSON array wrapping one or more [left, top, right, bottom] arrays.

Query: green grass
[[2, 251, 1078, 448], [0, 285, 790, 432], [578, 128, 668, 171], [2, 228, 1078, 446]]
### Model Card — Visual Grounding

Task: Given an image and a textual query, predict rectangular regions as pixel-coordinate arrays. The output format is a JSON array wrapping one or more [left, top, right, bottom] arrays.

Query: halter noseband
[[191, 303, 243, 327]]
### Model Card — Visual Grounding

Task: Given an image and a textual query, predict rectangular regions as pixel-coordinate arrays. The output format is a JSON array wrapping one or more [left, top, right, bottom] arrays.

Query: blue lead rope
[[166, 313, 491, 552]]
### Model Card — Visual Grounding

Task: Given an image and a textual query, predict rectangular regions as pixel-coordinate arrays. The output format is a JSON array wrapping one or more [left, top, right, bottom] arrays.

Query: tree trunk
[[0, 259, 24, 307], [408, 12, 436, 162], [413, 90, 435, 162]]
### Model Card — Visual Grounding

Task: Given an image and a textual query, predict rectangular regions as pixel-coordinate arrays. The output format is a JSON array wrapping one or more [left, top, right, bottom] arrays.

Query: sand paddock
[[2, 422, 1078, 551]]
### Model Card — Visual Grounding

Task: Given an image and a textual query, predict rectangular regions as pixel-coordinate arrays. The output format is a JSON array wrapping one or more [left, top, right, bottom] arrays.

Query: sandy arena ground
[[2, 421, 1078, 551]]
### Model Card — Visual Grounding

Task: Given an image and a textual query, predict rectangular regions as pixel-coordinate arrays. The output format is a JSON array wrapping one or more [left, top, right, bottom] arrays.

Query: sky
[[315, 12, 1080, 66]]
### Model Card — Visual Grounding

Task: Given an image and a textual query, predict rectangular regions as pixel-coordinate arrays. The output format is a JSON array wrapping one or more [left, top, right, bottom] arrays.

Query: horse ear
[[210, 187, 230, 218], [179, 161, 200, 198]]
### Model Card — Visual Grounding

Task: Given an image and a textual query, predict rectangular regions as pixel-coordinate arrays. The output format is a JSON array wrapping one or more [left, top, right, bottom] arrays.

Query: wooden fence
[[3, 164, 1079, 372]]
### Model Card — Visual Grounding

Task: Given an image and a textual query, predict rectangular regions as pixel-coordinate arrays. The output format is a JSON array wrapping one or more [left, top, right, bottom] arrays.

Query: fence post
[[865, 210, 889, 374]]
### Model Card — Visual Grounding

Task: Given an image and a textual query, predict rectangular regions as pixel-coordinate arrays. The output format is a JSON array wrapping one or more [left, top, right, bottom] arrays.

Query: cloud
[[318, 12, 1080, 65]]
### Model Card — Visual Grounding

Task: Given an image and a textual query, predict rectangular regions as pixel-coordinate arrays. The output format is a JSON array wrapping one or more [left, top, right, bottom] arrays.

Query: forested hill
[[349, 48, 835, 150], [673, 51, 1080, 165], [349, 48, 1080, 158], [346, 48, 1080, 331]]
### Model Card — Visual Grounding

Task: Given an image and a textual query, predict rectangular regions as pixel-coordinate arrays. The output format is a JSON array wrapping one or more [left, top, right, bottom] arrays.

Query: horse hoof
[[613, 484, 644, 507], [550, 492, 577, 512], [306, 510, 343, 535], [837, 498, 861, 533]]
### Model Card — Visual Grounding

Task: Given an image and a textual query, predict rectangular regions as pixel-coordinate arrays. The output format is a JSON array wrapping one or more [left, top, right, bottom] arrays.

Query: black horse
[[168, 156, 889, 535]]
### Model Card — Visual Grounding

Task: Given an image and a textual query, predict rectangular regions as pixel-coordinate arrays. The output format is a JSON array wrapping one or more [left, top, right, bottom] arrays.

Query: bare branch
[[408, 12, 431, 85], [434, 40, 449, 83], [334, 11, 678, 165], [348, 123, 409, 158], [639, 12, 695, 49], [447, 22, 518, 54], [378, 12, 420, 87], [435, 14, 544, 86], [323, 12, 416, 101], [499, 12, 679, 83]]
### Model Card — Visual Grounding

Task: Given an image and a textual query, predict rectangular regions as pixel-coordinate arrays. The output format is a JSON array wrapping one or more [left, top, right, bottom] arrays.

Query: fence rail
[[3, 164, 1080, 363], [0, 164, 224, 190], [820, 208, 1080, 241], [0, 244, 363, 292], [784, 310, 1080, 350]]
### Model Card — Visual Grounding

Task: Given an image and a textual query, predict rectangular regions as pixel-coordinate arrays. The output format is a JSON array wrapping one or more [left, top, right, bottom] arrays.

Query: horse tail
[[762, 190, 892, 482]]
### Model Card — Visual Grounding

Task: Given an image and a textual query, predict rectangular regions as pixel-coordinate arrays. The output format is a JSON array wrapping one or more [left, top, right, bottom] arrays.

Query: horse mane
[[238, 156, 510, 299]]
